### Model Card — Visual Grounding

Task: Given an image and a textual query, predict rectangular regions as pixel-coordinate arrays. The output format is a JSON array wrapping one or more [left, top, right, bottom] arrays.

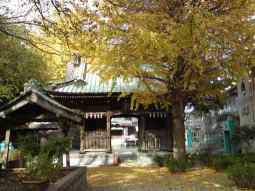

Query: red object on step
[[114, 152, 119, 166]]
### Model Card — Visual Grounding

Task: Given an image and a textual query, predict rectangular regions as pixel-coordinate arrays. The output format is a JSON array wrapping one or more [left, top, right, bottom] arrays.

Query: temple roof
[[0, 80, 83, 127], [48, 63, 136, 96]]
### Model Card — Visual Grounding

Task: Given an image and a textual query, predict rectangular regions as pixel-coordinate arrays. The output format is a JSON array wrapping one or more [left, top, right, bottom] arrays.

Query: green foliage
[[164, 155, 190, 173], [153, 155, 164, 167], [211, 155, 235, 171], [231, 125, 255, 152], [241, 153, 255, 163], [17, 136, 40, 157], [228, 162, 255, 189], [26, 153, 61, 180], [0, 17, 50, 102], [196, 154, 212, 166], [165, 158, 189, 173], [153, 154, 172, 167], [195, 153, 255, 171], [17, 135, 71, 180], [42, 136, 71, 161], [195, 154, 236, 170], [186, 153, 199, 167], [153, 153, 199, 172]]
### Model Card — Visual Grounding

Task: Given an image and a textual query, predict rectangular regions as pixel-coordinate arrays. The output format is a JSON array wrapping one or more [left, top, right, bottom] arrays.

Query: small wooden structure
[[0, 81, 84, 168]]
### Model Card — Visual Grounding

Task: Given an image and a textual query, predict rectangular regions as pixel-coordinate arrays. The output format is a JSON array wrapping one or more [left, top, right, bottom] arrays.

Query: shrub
[[27, 153, 61, 180], [196, 154, 213, 167], [17, 136, 40, 157], [153, 155, 164, 167], [211, 155, 235, 171], [228, 162, 255, 189], [17, 135, 71, 180], [153, 154, 172, 167], [186, 153, 198, 167], [42, 136, 71, 163], [164, 156, 189, 173], [242, 153, 255, 163]]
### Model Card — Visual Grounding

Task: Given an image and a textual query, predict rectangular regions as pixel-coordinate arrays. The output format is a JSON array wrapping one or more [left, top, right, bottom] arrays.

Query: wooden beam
[[106, 111, 113, 152], [13, 113, 58, 123], [82, 149, 108, 152], [0, 99, 29, 118], [2, 129, 11, 169], [31, 93, 82, 124]]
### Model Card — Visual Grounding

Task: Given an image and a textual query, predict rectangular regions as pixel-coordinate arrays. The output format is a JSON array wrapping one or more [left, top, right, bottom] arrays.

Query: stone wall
[[47, 167, 87, 191]]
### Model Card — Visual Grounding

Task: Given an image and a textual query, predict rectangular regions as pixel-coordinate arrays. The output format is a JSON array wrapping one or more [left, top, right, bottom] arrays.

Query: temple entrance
[[111, 117, 138, 150], [111, 116, 139, 164]]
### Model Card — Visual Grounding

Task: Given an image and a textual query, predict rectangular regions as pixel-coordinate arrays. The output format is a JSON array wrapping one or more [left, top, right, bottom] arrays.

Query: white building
[[237, 76, 255, 126]]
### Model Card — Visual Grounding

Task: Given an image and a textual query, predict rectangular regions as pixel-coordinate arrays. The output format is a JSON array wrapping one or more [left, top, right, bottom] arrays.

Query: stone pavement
[[64, 144, 171, 167]]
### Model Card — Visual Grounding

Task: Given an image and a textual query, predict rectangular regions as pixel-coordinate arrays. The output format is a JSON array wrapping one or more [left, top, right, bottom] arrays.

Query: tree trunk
[[138, 113, 146, 152], [166, 111, 173, 152], [172, 91, 186, 160]]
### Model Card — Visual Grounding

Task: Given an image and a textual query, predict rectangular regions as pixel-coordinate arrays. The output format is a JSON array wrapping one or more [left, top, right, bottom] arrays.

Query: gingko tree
[[39, 0, 255, 159]]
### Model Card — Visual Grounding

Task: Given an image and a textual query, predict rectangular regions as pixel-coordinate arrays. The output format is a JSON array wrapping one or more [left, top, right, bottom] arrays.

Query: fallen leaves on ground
[[87, 165, 243, 191]]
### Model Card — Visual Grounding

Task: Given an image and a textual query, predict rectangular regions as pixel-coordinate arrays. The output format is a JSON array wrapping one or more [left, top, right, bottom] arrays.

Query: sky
[[2, 0, 95, 24], [1, 0, 34, 18]]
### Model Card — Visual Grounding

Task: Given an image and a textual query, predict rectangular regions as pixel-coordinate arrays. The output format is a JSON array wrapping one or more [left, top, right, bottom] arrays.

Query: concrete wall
[[47, 167, 87, 191], [237, 76, 255, 152], [237, 76, 255, 126]]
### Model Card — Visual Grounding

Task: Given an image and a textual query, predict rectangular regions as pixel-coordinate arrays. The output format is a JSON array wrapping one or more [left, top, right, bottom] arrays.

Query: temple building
[[46, 59, 173, 153]]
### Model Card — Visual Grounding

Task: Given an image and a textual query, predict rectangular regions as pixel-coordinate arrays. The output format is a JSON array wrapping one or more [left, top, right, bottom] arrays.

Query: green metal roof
[[52, 64, 136, 94]]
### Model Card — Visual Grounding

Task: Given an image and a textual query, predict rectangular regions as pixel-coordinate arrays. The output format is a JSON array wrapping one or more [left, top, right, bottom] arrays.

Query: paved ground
[[64, 142, 171, 167]]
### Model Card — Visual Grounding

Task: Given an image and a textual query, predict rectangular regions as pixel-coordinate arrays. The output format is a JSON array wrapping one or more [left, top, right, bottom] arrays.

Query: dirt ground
[[0, 168, 72, 191], [87, 165, 246, 191]]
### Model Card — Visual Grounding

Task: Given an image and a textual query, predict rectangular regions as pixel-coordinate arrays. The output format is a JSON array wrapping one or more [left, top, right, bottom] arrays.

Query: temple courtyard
[[86, 165, 240, 191]]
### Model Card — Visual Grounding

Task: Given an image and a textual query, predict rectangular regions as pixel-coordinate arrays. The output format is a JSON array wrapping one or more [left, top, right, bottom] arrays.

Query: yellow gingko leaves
[[41, 0, 255, 109], [35, 0, 255, 160]]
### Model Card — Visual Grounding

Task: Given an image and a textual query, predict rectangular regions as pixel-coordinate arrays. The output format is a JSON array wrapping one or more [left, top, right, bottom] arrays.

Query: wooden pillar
[[80, 119, 85, 154], [166, 111, 173, 152], [106, 111, 112, 152], [2, 129, 11, 169], [138, 113, 146, 152]]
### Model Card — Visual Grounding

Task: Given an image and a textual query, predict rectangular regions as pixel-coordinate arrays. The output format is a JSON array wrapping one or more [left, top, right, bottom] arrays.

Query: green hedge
[[228, 162, 255, 189], [153, 153, 195, 173]]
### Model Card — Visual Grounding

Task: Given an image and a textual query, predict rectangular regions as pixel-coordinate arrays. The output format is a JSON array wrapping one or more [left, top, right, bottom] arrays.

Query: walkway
[[65, 142, 171, 167]]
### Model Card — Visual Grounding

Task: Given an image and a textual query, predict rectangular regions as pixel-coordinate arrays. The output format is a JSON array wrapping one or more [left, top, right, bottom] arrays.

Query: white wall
[[237, 76, 255, 126]]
